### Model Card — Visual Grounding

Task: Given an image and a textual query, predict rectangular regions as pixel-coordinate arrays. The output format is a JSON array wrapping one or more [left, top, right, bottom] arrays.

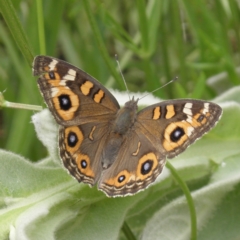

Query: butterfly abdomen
[[101, 99, 138, 169], [101, 133, 122, 169]]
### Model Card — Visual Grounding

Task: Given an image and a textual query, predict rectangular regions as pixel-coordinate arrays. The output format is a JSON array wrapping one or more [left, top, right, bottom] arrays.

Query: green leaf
[[1, 93, 240, 239], [142, 154, 240, 240]]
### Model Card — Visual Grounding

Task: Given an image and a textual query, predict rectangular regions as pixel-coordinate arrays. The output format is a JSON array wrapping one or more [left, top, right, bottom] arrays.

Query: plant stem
[[166, 161, 197, 240]]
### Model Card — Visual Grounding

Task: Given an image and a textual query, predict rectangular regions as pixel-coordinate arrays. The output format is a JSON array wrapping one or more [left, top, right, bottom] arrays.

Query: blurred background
[[0, 0, 239, 161]]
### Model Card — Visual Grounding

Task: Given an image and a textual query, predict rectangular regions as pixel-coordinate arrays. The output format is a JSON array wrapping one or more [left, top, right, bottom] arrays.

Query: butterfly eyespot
[[75, 154, 94, 178], [81, 159, 87, 169], [67, 131, 78, 147], [118, 175, 126, 183], [141, 160, 153, 175], [137, 153, 158, 180], [104, 170, 130, 187], [48, 71, 55, 79], [170, 127, 185, 142], [59, 94, 72, 110], [64, 126, 83, 153]]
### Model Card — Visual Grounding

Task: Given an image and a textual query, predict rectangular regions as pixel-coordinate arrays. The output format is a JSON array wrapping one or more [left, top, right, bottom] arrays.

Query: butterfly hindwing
[[98, 129, 166, 197], [59, 121, 112, 186]]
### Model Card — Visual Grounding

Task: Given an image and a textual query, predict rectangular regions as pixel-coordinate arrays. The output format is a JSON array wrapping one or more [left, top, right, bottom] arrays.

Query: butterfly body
[[33, 56, 222, 197]]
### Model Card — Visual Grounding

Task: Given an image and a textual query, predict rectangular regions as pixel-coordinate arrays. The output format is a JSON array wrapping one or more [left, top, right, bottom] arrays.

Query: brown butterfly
[[33, 56, 222, 197]]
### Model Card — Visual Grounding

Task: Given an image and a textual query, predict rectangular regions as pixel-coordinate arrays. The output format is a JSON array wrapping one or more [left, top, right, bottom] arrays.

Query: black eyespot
[[197, 114, 205, 122], [81, 159, 87, 169], [59, 94, 71, 110], [48, 71, 55, 79], [67, 132, 78, 147], [118, 175, 125, 183], [141, 160, 153, 175], [170, 127, 185, 142]]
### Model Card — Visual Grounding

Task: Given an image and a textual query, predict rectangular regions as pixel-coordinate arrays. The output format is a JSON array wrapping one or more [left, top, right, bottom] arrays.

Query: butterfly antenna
[[139, 76, 178, 101], [115, 54, 131, 101]]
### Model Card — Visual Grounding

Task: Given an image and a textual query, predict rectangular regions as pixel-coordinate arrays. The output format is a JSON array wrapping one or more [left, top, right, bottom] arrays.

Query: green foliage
[[1, 94, 240, 239], [0, 0, 240, 239]]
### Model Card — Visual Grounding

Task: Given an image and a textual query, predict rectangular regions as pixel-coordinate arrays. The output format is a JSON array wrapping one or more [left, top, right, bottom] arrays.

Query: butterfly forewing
[[33, 56, 120, 126], [137, 99, 222, 159]]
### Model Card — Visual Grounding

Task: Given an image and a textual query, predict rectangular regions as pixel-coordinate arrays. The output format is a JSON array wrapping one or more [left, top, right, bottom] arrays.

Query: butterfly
[[32, 56, 222, 197]]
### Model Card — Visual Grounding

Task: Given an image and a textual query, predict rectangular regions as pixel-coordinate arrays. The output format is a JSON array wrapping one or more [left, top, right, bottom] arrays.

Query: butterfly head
[[124, 97, 139, 111]]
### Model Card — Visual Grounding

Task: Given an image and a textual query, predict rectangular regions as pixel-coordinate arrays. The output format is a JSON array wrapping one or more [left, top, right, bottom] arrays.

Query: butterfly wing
[[33, 56, 121, 185], [136, 99, 222, 159], [59, 121, 112, 186], [33, 56, 120, 126], [98, 130, 166, 197], [99, 99, 222, 197]]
